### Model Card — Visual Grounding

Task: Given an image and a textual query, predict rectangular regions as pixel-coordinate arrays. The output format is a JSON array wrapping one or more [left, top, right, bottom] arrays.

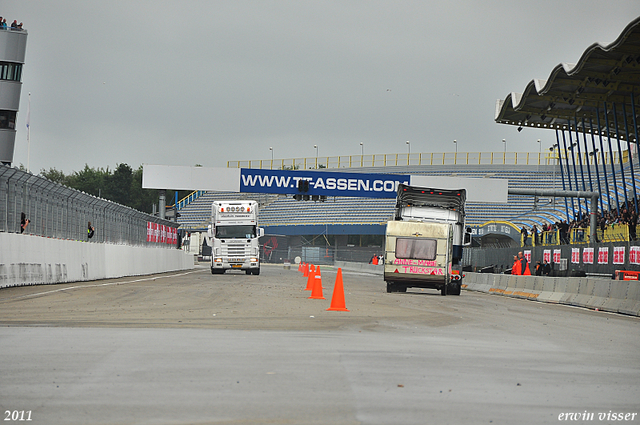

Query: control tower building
[[0, 26, 27, 166]]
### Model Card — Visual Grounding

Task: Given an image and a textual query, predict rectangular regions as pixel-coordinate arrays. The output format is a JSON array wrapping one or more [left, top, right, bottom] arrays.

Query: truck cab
[[207, 200, 263, 275]]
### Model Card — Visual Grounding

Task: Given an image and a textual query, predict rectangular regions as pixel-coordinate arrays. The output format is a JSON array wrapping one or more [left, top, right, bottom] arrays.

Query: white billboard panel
[[142, 165, 240, 191], [409, 175, 508, 203]]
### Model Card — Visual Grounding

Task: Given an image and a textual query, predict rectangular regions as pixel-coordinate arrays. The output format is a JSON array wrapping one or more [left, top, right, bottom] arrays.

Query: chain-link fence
[[0, 166, 178, 246]]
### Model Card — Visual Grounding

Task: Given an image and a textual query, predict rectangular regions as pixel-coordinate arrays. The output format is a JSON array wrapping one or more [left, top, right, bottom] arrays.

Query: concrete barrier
[[469, 272, 491, 293], [601, 280, 630, 314], [334, 261, 383, 275], [573, 278, 596, 309], [589, 280, 611, 310], [620, 281, 640, 316], [463, 272, 640, 316], [538, 277, 559, 303], [0, 233, 194, 288], [560, 278, 581, 306], [487, 273, 508, 295]]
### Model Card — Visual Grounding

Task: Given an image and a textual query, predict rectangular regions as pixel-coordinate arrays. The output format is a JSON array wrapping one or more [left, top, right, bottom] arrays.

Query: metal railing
[[228, 150, 623, 170], [521, 225, 634, 246], [0, 166, 178, 246]]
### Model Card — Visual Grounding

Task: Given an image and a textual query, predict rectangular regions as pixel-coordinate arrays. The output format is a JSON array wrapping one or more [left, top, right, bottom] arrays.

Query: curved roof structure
[[495, 16, 640, 140]]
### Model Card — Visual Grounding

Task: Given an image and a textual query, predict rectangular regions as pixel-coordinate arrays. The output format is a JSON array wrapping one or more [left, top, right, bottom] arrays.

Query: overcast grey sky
[[4, 1, 640, 174]]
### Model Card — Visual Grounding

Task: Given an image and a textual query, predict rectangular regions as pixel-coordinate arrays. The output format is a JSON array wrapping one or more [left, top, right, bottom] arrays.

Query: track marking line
[[0, 270, 204, 302]]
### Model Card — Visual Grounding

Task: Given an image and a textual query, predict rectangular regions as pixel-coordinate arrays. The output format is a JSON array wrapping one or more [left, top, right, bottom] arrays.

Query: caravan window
[[395, 238, 436, 261]]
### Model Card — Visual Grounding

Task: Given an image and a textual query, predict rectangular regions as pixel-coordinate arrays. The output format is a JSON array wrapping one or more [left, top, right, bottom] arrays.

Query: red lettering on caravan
[[403, 267, 445, 275], [393, 259, 437, 267]]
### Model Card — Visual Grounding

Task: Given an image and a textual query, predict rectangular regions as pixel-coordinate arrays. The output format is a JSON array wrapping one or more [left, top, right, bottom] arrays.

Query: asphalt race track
[[1, 264, 638, 424]]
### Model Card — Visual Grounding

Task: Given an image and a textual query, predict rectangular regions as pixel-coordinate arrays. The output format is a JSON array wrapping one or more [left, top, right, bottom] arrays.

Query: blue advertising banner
[[239, 169, 411, 198]]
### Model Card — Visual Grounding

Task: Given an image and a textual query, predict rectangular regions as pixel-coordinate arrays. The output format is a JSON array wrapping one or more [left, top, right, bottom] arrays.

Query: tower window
[[0, 62, 23, 82], [0, 110, 17, 129]]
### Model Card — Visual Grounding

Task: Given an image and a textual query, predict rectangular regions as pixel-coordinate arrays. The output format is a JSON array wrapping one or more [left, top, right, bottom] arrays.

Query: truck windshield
[[395, 238, 436, 261], [215, 225, 256, 239]]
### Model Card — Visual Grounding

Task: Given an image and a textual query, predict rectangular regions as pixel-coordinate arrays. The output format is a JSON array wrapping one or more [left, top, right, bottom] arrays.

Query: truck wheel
[[447, 281, 461, 296], [440, 285, 447, 296], [246, 270, 251, 275], [386, 282, 398, 293]]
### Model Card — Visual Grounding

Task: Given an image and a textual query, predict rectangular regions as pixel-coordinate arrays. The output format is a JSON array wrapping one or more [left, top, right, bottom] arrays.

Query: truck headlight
[[214, 258, 223, 263], [250, 257, 258, 263]]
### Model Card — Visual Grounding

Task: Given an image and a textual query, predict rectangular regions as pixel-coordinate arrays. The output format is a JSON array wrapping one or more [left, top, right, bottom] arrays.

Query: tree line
[[39, 164, 190, 215]]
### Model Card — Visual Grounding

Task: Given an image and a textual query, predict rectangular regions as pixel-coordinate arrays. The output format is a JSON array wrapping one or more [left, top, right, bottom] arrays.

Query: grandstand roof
[[495, 16, 640, 141]]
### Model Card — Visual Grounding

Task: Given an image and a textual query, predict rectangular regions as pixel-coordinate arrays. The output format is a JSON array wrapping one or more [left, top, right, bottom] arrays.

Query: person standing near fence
[[520, 226, 528, 246], [511, 255, 520, 275], [87, 221, 95, 239], [20, 212, 29, 233], [517, 251, 531, 275]]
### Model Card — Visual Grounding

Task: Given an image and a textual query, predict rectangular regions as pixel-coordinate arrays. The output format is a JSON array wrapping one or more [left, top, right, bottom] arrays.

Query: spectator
[[511, 255, 520, 275], [518, 251, 531, 275], [87, 221, 95, 239], [629, 212, 637, 241], [542, 260, 551, 276], [520, 226, 528, 246], [20, 212, 29, 233], [535, 261, 543, 276]]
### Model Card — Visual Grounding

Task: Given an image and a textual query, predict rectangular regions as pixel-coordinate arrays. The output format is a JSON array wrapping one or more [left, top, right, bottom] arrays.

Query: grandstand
[[176, 152, 564, 234], [175, 148, 639, 243]]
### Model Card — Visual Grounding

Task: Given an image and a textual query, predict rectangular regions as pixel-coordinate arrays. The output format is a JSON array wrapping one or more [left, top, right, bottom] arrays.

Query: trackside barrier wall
[[463, 272, 640, 316], [329, 262, 639, 316], [0, 232, 194, 288], [334, 260, 383, 274]]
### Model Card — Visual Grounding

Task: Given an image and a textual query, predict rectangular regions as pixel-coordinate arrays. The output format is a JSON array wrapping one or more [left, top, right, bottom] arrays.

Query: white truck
[[206, 200, 264, 275], [384, 184, 471, 295]]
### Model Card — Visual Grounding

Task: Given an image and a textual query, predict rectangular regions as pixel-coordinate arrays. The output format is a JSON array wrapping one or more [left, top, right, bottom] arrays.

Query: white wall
[[0, 233, 194, 288]]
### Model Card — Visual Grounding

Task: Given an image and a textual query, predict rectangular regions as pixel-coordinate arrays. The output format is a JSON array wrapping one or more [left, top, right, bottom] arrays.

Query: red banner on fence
[[583, 247, 594, 264], [146, 222, 176, 245]]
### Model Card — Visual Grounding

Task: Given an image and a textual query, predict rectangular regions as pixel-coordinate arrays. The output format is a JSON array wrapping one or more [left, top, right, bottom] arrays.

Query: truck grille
[[224, 243, 248, 257]]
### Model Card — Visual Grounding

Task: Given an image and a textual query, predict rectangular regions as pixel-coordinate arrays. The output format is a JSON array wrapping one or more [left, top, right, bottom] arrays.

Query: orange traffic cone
[[308, 266, 325, 299], [305, 265, 315, 290], [298, 262, 302, 272], [327, 268, 349, 311], [303, 263, 309, 277]]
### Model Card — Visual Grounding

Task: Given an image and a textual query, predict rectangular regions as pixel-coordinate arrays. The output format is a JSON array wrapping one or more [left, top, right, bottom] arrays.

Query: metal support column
[[632, 93, 640, 213], [612, 102, 629, 208], [561, 129, 577, 218], [573, 117, 588, 192], [602, 104, 621, 215], [589, 117, 605, 214], [159, 189, 166, 220], [555, 129, 570, 221], [622, 101, 638, 213]]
